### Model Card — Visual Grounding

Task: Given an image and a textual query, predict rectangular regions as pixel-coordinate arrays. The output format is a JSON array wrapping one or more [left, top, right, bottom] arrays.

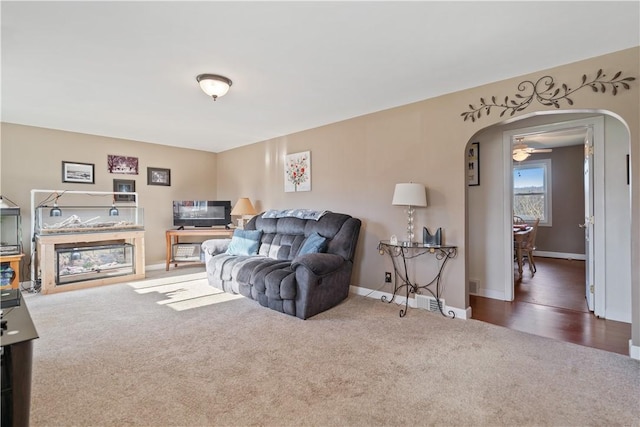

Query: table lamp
[[392, 183, 427, 243], [231, 197, 257, 228]]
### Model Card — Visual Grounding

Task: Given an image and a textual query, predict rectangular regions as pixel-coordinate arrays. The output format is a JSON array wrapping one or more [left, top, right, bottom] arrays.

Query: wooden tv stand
[[165, 228, 233, 270]]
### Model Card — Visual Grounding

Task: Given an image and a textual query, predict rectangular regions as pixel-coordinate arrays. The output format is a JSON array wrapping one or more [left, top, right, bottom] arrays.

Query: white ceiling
[[518, 127, 589, 149], [2, 1, 638, 153]]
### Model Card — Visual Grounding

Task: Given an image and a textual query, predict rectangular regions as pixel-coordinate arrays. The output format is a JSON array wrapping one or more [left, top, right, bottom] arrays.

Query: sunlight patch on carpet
[[127, 274, 243, 311]]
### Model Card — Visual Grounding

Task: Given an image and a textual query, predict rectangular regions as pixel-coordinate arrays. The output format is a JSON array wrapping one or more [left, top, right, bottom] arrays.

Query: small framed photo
[[147, 167, 171, 186], [62, 161, 95, 184], [113, 179, 136, 202], [108, 155, 139, 175], [467, 142, 480, 186]]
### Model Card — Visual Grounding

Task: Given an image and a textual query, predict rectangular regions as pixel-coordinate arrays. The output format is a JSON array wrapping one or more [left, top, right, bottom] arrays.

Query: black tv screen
[[173, 200, 232, 228]]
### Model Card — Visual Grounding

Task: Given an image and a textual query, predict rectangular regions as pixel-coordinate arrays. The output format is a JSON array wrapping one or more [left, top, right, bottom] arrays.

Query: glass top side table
[[378, 240, 458, 318]]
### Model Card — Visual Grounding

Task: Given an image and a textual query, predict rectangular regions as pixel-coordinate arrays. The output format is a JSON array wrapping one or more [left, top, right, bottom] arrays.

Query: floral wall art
[[284, 151, 311, 192]]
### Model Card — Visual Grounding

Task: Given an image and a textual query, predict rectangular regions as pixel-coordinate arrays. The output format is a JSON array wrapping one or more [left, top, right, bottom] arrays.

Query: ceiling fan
[[512, 137, 552, 161]]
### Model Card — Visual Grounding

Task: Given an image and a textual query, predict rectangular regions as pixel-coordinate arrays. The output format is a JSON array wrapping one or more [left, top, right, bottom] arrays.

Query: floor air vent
[[469, 279, 479, 294], [415, 294, 443, 313]]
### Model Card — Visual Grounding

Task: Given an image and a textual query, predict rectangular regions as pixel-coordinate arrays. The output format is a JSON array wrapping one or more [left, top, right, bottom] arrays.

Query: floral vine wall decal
[[461, 69, 635, 122]]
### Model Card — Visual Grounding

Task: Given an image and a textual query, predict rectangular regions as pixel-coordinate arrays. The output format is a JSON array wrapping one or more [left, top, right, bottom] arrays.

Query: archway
[[465, 110, 632, 347]]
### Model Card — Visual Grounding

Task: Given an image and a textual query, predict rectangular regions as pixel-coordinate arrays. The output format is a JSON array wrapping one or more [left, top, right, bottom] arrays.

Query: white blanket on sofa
[[261, 209, 327, 221]]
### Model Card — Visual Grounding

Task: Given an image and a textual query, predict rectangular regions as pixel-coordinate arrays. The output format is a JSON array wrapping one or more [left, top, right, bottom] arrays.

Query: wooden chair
[[512, 215, 527, 264], [521, 218, 540, 274]]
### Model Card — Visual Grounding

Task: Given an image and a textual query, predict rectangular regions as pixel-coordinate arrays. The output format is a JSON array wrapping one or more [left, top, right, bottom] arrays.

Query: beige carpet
[[24, 270, 640, 426]]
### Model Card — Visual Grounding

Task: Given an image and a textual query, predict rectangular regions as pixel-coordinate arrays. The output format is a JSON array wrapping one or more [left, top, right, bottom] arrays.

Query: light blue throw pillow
[[298, 232, 327, 255], [226, 229, 263, 256]]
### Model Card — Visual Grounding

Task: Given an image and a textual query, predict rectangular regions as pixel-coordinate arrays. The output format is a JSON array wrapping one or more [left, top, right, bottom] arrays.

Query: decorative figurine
[[423, 227, 442, 246]]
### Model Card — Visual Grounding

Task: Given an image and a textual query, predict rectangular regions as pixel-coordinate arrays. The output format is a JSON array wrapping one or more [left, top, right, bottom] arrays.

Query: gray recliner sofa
[[202, 211, 361, 319]]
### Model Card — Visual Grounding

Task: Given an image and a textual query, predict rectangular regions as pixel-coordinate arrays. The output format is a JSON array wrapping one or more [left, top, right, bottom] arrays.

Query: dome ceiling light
[[196, 74, 232, 101]]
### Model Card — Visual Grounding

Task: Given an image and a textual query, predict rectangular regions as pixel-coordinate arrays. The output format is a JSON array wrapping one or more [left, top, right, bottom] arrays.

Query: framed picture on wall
[[467, 142, 480, 186], [113, 179, 136, 201], [284, 151, 311, 192], [62, 161, 95, 184], [108, 155, 139, 175], [627, 154, 630, 185], [147, 167, 171, 186]]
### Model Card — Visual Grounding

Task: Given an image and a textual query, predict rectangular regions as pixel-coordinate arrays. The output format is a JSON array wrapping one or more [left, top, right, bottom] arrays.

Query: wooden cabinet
[[0, 253, 24, 289], [1, 297, 38, 427]]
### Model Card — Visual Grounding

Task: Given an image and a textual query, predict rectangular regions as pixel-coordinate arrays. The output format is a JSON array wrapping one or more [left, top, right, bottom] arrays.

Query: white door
[[582, 128, 595, 311]]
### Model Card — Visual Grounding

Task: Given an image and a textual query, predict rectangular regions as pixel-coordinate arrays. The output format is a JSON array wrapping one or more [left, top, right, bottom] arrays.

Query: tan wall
[[216, 47, 640, 322], [0, 124, 219, 268]]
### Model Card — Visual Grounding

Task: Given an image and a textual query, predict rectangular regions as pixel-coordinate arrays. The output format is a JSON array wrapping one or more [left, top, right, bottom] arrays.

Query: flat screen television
[[173, 200, 232, 228]]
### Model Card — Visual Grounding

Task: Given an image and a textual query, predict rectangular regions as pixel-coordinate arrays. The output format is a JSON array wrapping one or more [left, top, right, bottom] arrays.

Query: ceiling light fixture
[[196, 74, 232, 101], [512, 136, 552, 162], [512, 149, 531, 162]]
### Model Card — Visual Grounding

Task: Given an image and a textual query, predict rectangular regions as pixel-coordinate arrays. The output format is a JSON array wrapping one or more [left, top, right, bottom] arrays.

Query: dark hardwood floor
[[470, 257, 631, 356]]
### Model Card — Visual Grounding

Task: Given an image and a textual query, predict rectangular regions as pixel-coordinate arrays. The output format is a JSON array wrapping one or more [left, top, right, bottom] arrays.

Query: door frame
[[584, 125, 595, 312], [501, 116, 605, 316]]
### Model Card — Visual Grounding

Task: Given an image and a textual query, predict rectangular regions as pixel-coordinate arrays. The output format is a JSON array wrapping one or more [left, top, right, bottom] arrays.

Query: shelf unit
[[166, 228, 233, 270], [30, 189, 145, 294]]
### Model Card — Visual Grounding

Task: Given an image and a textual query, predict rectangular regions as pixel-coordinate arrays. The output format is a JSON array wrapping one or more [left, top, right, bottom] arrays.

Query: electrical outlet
[[384, 272, 392, 283]]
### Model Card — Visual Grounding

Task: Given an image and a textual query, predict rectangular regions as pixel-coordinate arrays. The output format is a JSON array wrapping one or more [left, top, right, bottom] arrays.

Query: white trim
[[533, 251, 586, 261], [349, 285, 416, 307], [470, 288, 505, 300], [145, 263, 168, 271], [503, 132, 515, 301], [592, 117, 606, 318], [349, 285, 470, 319], [630, 340, 640, 360], [513, 158, 553, 226], [606, 309, 631, 324]]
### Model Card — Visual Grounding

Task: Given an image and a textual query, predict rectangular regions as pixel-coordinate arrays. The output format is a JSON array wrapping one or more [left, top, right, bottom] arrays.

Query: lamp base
[[406, 206, 415, 243]]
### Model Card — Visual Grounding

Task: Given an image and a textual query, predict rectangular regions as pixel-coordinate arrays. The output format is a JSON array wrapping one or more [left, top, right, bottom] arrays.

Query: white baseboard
[[349, 285, 470, 319], [630, 340, 640, 360], [145, 263, 167, 271], [534, 251, 586, 261], [470, 288, 505, 300], [604, 309, 632, 324], [147, 262, 207, 272]]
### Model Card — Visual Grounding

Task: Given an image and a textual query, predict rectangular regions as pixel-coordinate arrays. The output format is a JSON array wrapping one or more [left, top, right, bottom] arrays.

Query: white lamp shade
[[392, 183, 427, 207], [197, 74, 232, 99], [231, 198, 257, 216]]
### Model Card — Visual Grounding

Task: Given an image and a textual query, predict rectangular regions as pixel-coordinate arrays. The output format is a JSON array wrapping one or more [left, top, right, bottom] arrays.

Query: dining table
[[513, 224, 533, 278]]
